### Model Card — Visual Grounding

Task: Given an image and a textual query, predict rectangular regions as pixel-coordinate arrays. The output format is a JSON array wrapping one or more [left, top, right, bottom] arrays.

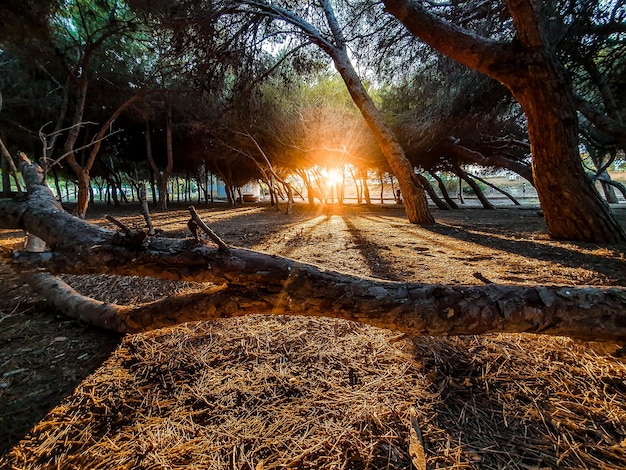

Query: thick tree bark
[[509, 63, 622, 241], [2, 156, 626, 343], [383, 0, 625, 242]]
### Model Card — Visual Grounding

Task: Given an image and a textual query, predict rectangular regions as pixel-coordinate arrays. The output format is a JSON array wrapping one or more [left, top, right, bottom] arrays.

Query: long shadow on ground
[[0, 301, 120, 455], [343, 217, 402, 281], [425, 220, 626, 285]]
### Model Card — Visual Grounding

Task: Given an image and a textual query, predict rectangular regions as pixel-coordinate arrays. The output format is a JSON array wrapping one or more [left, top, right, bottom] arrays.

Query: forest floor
[[1, 201, 626, 469]]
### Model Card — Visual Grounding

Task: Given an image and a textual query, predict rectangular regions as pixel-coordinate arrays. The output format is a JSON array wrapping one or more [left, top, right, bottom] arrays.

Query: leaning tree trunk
[[0, 137, 22, 195], [509, 66, 625, 242], [601, 178, 626, 202], [454, 165, 495, 210], [382, 0, 625, 242], [416, 174, 450, 210], [471, 173, 521, 206], [600, 179, 619, 204], [3, 154, 626, 343], [329, 48, 433, 224], [430, 172, 459, 209]]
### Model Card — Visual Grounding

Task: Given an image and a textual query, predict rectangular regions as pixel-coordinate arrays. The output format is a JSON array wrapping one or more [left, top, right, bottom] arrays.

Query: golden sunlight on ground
[[2, 204, 626, 469]]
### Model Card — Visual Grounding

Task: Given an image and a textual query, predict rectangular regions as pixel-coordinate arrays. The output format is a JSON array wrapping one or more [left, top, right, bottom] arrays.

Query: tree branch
[[188, 205, 230, 250], [382, 0, 513, 78], [441, 141, 534, 185], [4, 157, 626, 343]]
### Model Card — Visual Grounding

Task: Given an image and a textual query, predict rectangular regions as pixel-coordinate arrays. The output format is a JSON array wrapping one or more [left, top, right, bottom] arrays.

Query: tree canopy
[[0, 0, 624, 240]]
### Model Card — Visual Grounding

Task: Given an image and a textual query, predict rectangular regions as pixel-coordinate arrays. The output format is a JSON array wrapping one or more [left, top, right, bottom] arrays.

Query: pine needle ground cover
[[2, 203, 626, 469]]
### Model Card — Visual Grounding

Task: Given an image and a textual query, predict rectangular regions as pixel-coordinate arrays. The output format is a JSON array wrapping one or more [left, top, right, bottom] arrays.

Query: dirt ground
[[1, 201, 626, 469]]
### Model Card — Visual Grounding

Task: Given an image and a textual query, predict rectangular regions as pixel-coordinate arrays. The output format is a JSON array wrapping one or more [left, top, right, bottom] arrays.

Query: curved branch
[[442, 141, 534, 185], [575, 95, 626, 149], [470, 173, 521, 206], [382, 0, 513, 79], [240, 0, 335, 52], [4, 157, 626, 343]]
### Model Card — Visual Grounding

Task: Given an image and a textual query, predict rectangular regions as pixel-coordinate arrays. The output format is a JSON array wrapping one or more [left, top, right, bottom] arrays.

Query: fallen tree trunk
[[2, 156, 626, 342]]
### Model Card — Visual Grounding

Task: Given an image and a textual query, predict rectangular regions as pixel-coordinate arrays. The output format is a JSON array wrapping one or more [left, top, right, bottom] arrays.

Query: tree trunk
[[52, 167, 63, 202], [471, 174, 521, 206], [598, 173, 618, 204], [348, 165, 362, 204], [0, 137, 22, 195], [61, 83, 141, 218], [298, 169, 316, 207], [2, 155, 626, 343], [63, 79, 90, 217], [360, 168, 372, 206], [430, 172, 459, 209], [382, 0, 625, 242], [1, 145, 10, 196], [74, 169, 91, 217], [138, 182, 155, 236], [204, 171, 210, 203], [454, 166, 495, 210], [106, 176, 120, 206], [145, 112, 174, 211], [416, 174, 450, 210], [599, 176, 626, 202], [150, 170, 157, 205], [328, 47, 433, 223], [509, 66, 624, 241]]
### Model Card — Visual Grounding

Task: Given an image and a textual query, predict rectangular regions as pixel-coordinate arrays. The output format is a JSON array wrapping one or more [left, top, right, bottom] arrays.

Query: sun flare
[[323, 168, 343, 186]]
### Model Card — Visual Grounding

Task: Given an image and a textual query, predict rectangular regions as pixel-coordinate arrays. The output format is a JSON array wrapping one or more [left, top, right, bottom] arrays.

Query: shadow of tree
[[343, 217, 403, 281], [425, 220, 626, 285], [0, 301, 120, 455]]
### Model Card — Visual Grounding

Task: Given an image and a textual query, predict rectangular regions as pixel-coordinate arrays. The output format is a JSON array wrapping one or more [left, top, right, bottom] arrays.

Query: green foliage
[[0, 0, 623, 195]]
